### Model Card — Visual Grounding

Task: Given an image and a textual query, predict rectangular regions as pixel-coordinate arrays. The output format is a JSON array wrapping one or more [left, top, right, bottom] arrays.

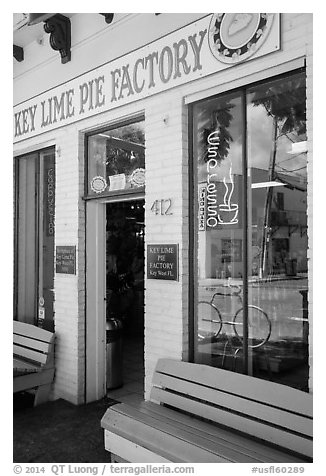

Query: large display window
[[192, 70, 309, 391]]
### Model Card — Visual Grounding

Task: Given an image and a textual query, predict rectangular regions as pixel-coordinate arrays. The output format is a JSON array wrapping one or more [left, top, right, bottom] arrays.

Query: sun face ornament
[[208, 13, 275, 64], [90, 175, 107, 194], [130, 168, 145, 188]]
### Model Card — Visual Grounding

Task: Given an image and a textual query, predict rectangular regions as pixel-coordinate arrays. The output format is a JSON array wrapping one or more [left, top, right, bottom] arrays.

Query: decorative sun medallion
[[130, 168, 145, 187], [209, 13, 274, 64], [90, 175, 107, 194]]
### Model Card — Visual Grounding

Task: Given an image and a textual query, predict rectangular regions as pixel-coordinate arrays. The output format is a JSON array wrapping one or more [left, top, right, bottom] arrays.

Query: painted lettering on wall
[[110, 31, 206, 102], [14, 79, 105, 138], [14, 30, 207, 141], [13, 14, 280, 143], [79, 76, 105, 114], [14, 105, 37, 137]]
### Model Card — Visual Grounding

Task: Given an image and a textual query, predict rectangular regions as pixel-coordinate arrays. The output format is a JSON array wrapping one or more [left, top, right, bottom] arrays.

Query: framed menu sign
[[56, 246, 76, 274], [147, 244, 179, 281]]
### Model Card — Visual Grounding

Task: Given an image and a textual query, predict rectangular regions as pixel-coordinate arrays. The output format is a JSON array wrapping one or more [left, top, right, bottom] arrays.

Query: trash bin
[[106, 318, 123, 389], [285, 258, 297, 276]]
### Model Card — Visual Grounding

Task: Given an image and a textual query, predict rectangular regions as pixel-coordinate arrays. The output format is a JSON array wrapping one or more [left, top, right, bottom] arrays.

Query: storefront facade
[[13, 13, 313, 405]]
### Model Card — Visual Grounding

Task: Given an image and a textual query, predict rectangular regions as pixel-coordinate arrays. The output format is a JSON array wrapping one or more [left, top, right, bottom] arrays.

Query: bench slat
[[151, 387, 312, 459], [155, 359, 312, 418], [108, 402, 300, 463], [104, 406, 239, 462], [13, 358, 40, 372], [112, 404, 263, 462], [13, 321, 55, 406], [152, 372, 312, 438], [135, 401, 307, 463], [101, 358, 312, 463], [14, 334, 51, 354], [13, 344, 48, 365], [104, 431, 172, 463], [13, 321, 54, 343], [13, 367, 54, 393]]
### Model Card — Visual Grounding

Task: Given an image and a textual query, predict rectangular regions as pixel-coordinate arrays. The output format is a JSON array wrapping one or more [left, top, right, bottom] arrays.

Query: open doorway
[[105, 199, 145, 400]]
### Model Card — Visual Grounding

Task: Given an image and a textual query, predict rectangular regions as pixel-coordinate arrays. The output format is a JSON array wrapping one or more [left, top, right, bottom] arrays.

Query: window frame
[[84, 115, 145, 201]]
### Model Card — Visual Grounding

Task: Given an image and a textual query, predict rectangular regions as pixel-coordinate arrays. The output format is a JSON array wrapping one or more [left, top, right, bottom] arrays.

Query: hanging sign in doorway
[[147, 244, 179, 281], [56, 246, 76, 274]]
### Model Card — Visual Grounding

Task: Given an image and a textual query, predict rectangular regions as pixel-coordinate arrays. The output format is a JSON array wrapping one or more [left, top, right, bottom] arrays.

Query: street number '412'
[[150, 199, 173, 216]]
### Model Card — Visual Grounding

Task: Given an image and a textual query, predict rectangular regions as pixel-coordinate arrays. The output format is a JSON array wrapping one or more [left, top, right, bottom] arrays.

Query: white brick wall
[[52, 125, 85, 404], [144, 90, 189, 397], [13, 13, 313, 403]]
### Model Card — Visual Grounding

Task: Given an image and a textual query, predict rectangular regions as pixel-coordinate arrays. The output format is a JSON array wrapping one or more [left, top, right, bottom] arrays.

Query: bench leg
[[34, 384, 52, 406], [111, 454, 128, 463]]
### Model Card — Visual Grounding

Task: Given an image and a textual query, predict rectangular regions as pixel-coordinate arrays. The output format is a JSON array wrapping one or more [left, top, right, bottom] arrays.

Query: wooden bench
[[101, 358, 313, 463], [13, 321, 55, 406]]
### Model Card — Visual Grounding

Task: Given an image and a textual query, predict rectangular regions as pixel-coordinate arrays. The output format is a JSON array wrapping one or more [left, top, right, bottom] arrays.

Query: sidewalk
[[13, 393, 116, 463]]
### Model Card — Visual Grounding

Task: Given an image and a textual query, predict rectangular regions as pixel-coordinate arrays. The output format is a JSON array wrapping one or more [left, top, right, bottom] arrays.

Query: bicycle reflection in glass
[[198, 283, 272, 372]]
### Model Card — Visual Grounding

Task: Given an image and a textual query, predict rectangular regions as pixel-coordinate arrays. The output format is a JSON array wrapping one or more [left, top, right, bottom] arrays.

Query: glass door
[[14, 148, 55, 331], [193, 90, 246, 370], [192, 70, 309, 391], [15, 153, 38, 323], [246, 72, 308, 390]]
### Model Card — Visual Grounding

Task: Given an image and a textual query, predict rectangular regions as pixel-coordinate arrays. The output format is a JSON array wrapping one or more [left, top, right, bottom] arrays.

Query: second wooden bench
[[13, 321, 55, 406], [101, 358, 313, 463]]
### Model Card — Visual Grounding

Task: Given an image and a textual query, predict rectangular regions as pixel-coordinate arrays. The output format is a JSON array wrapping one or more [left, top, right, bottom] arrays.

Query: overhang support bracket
[[44, 14, 71, 64], [99, 13, 114, 24], [13, 45, 24, 62]]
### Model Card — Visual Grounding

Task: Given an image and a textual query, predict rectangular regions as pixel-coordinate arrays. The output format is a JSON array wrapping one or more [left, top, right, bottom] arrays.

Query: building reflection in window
[[193, 71, 309, 391]]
